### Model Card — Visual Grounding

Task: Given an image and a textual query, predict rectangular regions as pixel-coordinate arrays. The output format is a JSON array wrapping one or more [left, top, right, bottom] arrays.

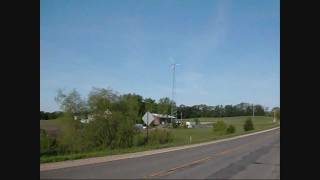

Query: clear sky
[[41, 0, 280, 112]]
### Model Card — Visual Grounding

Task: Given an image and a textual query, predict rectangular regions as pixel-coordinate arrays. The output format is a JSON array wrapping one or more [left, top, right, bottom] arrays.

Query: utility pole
[[252, 104, 255, 119], [146, 112, 148, 142], [273, 110, 276, 123]]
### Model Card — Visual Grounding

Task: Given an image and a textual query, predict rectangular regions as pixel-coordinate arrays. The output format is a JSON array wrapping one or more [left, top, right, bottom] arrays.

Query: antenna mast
[[171, 63, 180, 124]]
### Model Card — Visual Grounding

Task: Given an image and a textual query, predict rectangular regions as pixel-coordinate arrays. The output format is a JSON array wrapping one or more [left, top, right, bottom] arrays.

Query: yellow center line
[[145, 131, 278, 178]]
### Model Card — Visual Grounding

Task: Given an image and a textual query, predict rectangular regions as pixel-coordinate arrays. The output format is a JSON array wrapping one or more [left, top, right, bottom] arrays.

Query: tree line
[[177, 103, 270, 119], [40, 111, 64, 120], [41, 88, 279, 121]]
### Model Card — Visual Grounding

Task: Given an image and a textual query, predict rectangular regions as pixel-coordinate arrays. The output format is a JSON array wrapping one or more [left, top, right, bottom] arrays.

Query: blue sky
[[41, 0, 280, 112]]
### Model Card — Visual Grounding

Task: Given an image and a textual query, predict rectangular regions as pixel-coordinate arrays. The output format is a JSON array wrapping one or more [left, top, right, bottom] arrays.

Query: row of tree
[[47, 87, 279, 121], [177, 103, 272, 119], [40, 111, 64, 120], [53, 88, 175, 124]]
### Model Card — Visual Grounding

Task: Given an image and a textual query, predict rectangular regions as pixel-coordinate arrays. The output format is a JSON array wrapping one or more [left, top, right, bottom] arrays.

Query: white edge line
[[40, 127, 280, 171]]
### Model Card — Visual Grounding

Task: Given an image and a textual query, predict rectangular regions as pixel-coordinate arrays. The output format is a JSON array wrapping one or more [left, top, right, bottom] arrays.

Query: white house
[[78, 109, 112, 124]]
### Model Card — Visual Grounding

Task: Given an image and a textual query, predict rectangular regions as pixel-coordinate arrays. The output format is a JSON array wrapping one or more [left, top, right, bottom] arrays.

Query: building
[[78, 109, 112, 124], [143, 112, 176, 126]]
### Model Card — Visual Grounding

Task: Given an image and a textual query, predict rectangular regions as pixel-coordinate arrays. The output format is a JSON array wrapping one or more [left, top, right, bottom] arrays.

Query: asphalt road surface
[[41, 128, 280, 179]]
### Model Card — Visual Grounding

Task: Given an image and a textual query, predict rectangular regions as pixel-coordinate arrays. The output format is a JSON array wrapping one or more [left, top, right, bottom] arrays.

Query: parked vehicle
[[134, 124, 144, 131], [186, 121, 193, 128]]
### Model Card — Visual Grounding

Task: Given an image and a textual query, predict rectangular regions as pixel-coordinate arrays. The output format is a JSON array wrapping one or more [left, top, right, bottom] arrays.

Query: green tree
[[85, 89, 137, 149], [194, 118, 200, 125], [143, 98, 157, 113], [118, 93, 143, 124], [157, 97, 172, 115], [88, 87, 118, 115], [254, 105, 265, 116], [55, 89, 87, 116], [40, 111, 48, 120]]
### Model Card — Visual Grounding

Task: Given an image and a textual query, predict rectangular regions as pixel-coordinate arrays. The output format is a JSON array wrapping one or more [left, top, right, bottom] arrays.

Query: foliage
[[40, 111, 64, 120], [172, 121, 179, 128], [244, 117, 254, 131], [119, 93, 143, 124], [157, 97, 172, 115], [40, 129, 49, 154], [226, 125, 236, 134], [143, 98, 157, 115], [41, 116, 279, 163], [177, 103, 267, 119], [148, 129, 173, 145], [213, 120, 227, 135], [40, 129, 58, 155], [56, 114, 85, 153], [133, 133, 147, 146], [88, 87, 118, 115], [181, 121, 188, 128], [41, 87, 273, 160], [55, 89, 87, 115]]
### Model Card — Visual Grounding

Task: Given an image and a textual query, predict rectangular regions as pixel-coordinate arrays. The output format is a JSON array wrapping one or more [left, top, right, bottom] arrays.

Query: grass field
[[40, 119, 61, 137], [40, 116, 279, 163], [174, 116, 277, 144], [40, 119, 61, 129]]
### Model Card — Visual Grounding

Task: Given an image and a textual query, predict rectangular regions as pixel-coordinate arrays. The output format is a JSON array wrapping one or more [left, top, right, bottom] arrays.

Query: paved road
[[41, 128, 280, 179]]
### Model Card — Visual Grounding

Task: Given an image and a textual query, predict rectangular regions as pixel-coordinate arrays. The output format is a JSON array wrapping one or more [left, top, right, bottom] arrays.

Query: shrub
[[133, 133, 147, 146], [40, 129, 49, 154], [116, 116, 135, 148], [148, 129, 173, 145], [172, 121, 179, 128], [40, 129, 58, 155], [213, 120, 227, 135], [244, 118, 254, 131], [194, 118, 200, 125], [56, 114, 87, 154], [226, 125, 236, 134]]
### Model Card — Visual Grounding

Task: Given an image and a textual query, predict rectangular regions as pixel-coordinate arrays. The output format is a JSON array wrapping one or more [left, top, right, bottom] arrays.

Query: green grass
[[40, 116, 279, 163], [174, 116, 277, 144]]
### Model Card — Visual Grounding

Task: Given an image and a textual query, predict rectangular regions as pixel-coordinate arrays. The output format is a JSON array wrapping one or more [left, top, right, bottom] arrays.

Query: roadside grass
[[40, 116, 279, 163]]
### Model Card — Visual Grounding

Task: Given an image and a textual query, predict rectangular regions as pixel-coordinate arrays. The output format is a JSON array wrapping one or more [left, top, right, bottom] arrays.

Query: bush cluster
[[148, 128, 173, 145], [213, 120, 237, 135], [226, 125, 236, 134], [213, 120, 227, 135], [244, 117, 254, 131]]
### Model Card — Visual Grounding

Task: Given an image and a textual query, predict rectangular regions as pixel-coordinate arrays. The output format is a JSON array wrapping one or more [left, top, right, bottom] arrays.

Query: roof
[[151, 113, 176, 119]]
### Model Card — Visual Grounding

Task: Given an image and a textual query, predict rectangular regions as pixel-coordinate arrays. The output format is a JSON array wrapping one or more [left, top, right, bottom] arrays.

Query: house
[[142, 112, 176, 126], [80, 115, 94, 123], [78, 109, 112, 124]]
